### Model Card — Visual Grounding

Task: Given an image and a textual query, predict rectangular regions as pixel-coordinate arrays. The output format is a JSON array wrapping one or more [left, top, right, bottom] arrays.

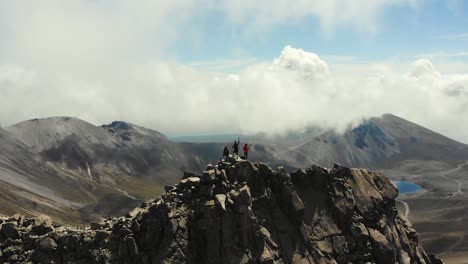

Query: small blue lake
[[392, 181, 423, 194]]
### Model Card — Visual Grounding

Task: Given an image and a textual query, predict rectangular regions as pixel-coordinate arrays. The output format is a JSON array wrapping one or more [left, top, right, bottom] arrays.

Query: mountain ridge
[[0, 160, 444, 263], [1, 114, 467, 259], [1, 114, 467, 224]]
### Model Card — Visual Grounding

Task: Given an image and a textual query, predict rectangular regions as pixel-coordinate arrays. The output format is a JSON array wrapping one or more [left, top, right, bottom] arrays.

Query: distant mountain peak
[[381, 113, 397, 118], [11, 116, 96, 130], [351, 121, 394, 150], [102, 121, 132, 131], [28, 116, 78, 122]]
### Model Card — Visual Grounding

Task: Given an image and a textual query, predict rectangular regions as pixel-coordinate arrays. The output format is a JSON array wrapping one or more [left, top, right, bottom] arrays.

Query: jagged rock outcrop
[[0, 159, 443, 263]]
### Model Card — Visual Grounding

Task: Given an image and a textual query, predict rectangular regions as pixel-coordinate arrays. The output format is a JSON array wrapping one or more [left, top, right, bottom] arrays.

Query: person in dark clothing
[[223, 146, 229, 160], [232, 138, 240, 155], [243, 144, 250, 160], [331, 163, 341, 172]]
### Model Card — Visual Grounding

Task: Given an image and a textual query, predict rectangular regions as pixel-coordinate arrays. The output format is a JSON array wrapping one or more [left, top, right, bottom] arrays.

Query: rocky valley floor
[[380, 160, 468, 264]]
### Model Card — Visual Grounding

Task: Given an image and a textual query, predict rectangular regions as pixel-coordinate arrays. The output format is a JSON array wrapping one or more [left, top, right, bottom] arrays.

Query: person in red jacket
[[242, 144, 250, 160]]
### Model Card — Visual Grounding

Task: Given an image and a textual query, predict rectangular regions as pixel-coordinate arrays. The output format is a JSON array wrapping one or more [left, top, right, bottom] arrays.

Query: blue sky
[[1, 1, 467, 69], [172, 0, 468, 68]]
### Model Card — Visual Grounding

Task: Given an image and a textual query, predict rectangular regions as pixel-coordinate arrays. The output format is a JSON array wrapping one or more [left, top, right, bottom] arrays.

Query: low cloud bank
[[1, 46, 468, 143]]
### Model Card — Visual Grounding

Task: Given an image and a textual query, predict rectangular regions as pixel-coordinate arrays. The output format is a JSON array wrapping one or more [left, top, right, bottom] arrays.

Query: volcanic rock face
[[0, 159, 442, 264]]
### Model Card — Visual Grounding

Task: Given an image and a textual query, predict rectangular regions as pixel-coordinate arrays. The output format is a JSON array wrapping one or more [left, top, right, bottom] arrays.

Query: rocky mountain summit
[[0, 158, 443, 264]]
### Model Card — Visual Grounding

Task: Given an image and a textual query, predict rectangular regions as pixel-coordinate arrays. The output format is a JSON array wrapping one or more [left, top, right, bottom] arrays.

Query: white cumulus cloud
[[2, 46, 468, 144], [407, 59, 442, 78], [273, 46, 329, 79]]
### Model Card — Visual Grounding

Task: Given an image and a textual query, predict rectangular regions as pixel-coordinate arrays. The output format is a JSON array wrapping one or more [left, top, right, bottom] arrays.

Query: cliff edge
[[0, 159, 443, 263]]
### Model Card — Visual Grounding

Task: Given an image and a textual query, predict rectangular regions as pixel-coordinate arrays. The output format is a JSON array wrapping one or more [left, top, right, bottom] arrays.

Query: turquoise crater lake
[[392, 181, 423, 194]]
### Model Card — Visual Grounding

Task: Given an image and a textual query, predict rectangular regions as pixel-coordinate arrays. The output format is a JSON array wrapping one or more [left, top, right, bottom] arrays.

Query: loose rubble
[[0, 157, 443, 263]]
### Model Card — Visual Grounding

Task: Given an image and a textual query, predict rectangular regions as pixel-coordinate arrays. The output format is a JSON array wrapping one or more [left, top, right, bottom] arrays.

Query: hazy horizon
[[3, 113, 467, 147]]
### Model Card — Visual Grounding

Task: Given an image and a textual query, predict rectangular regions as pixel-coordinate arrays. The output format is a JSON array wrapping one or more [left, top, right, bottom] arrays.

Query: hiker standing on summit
[[232, 138, 240, 155], [223, 146, 229, 160], [243, 144, 250, 160]]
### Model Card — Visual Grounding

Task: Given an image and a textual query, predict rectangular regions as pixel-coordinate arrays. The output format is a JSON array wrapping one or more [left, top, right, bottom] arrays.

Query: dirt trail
[[396, 161, 467, 220], [272, 143, 325, 167], [441, 161, 468, 198], [115, 187, 138, 200]]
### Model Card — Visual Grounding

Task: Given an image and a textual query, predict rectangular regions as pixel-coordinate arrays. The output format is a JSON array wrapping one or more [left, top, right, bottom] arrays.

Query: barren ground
[[380, 160, 468, 263]]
